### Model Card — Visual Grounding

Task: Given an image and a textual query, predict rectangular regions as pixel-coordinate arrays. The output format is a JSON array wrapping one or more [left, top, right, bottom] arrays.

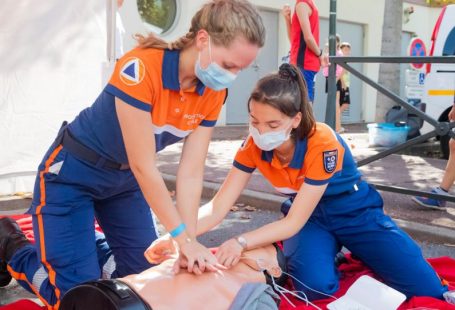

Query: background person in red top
[[0, 0, 265, 307], [282, 1, 328, 103]]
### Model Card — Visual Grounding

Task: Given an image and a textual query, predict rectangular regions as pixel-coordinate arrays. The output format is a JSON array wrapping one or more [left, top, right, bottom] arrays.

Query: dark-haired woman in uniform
[[152, 63, 449, 302]]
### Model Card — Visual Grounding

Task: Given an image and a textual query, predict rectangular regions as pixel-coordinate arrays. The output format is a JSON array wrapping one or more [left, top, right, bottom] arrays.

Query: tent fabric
[[0, 0, 108, 196]]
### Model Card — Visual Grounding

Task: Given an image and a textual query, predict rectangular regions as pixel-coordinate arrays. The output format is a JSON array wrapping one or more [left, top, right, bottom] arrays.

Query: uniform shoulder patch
[[119, 57, 146, 86], [323, 149, 338, 173]]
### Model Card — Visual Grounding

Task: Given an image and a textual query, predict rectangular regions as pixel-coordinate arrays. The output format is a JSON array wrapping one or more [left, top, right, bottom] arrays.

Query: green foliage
[[426, 0, 455, 6], [137, 0, 177, 32]]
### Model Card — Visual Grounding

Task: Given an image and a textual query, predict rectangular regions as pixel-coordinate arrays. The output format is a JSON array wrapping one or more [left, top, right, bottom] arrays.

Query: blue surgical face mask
[[249, 120, 293, 151], [194, 36, 238, 91]]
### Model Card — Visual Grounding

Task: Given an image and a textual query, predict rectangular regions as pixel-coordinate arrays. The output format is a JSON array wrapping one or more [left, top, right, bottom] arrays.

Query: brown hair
[[135, 0, 265, 50], [248, 64, 316, 140]]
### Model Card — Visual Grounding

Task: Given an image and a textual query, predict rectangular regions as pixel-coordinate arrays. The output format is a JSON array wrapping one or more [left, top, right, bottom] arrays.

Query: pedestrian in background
[[282, 1, 328, 104], [339, 42, 352, 126], [413, 98, 455, 210], [323, 34, 344, 132]]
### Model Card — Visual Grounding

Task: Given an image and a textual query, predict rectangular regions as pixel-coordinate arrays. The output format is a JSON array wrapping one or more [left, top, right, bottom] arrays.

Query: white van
[[420, 4, 455, 158]]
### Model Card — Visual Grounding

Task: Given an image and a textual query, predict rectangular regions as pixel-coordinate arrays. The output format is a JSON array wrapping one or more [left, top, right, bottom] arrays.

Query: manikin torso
[[120, 245, 280, 310]]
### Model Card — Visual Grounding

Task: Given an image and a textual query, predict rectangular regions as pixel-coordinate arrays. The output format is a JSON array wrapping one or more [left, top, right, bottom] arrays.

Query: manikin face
[[240, 256, 283, 278]]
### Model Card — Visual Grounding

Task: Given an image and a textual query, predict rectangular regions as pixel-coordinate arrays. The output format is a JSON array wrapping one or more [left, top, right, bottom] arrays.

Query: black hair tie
[[278, 63, 298, 81]]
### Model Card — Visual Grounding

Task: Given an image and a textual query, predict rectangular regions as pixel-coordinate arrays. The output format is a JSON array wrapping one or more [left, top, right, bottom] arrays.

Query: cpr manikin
[[60, 244, 286, 310]]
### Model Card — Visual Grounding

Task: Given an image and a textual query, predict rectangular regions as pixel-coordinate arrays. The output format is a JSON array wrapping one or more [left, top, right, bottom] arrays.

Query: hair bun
[[279, 63, 298, 81]]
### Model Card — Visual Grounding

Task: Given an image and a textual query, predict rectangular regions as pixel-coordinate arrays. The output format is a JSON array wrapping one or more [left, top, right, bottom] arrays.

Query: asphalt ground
[[0, 198, 453, 306], [155, 125, 455, 244], [1, 123, 455, 306]]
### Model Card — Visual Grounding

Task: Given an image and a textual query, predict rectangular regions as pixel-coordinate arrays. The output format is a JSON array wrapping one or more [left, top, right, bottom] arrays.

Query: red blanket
[[1, 215, 454, 310], [278, 255, 455, 310]]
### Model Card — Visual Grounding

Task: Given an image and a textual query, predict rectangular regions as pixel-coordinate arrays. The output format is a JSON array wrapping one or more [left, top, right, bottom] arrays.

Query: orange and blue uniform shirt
[[68, 48, 227, 163], [233, 123, 362, 198], [235, 123, 449, 301], [10, 48, 227, 307]]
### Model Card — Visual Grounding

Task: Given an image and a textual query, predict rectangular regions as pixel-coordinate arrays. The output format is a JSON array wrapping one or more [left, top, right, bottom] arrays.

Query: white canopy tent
[[0, 0, 118, 195]]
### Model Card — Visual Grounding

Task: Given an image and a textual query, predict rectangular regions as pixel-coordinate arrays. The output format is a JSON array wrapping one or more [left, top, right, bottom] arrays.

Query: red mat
[[1, 215, 454, 310], [0, 300, 43, 310], [278, 255, 455, 310]]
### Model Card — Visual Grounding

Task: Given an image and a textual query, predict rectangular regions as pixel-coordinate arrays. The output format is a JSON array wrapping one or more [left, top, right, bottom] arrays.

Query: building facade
[[0, 0, 446, 195], [120, 0, 445, 124]]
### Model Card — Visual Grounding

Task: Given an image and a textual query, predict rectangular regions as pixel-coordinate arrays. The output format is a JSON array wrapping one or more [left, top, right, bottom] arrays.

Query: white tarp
[[0, 0, 109, 195]]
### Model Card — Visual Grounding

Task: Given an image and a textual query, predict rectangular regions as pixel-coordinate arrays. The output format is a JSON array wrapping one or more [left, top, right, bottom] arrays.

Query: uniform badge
[[323, 150, 338, 173], [119, 57, 145, 86]]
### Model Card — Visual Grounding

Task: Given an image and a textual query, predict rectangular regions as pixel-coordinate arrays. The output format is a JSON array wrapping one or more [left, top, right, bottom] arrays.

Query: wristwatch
[[235, 236, 248, 250]]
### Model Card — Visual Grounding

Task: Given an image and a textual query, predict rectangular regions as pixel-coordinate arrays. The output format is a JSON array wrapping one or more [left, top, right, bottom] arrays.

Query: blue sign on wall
[[419, 73, 425, 85]]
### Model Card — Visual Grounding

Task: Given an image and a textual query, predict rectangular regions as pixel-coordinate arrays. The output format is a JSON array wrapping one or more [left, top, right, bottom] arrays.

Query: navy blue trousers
[[282, 181, 448, 301], [8, 144, 157, 307], [299, 68, 317, 102]]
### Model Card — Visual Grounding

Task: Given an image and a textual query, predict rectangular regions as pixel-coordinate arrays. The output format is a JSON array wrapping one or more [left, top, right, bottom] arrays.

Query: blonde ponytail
[[136, 0, 265, 50]]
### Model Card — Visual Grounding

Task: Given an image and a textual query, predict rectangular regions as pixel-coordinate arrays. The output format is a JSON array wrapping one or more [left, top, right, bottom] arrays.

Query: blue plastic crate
[[367, 123, 410, 147]]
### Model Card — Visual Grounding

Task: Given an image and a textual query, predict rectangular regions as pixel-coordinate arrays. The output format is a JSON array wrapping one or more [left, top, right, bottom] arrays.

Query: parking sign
[[408, 38, 427, 70]]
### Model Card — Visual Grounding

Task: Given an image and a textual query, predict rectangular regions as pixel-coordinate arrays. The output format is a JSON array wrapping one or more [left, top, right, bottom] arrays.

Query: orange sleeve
[[304, 139, 344, 185], [233, 137, 257, 173], [105, 52, 155, 112], [199, 90, 227, 127]]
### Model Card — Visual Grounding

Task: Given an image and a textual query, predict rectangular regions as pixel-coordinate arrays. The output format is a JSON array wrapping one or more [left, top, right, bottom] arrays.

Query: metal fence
[[326, 55, 455, 203], [325, 0, 455, 203]]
